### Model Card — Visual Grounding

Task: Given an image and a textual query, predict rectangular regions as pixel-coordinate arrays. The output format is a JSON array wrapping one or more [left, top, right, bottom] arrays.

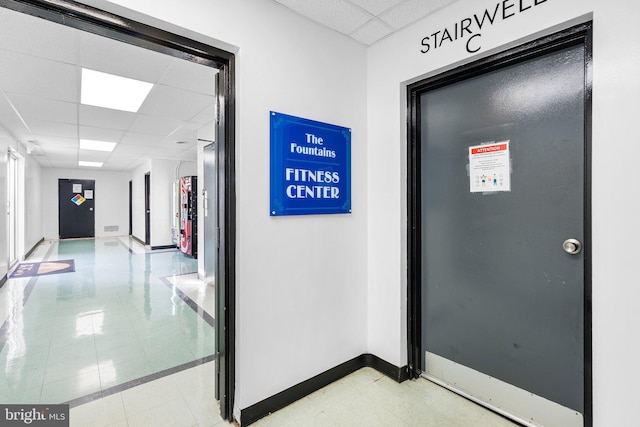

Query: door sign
[[71, 194, 86, 206], [270, 111, 351, 216], [469, 140, 511, 193]]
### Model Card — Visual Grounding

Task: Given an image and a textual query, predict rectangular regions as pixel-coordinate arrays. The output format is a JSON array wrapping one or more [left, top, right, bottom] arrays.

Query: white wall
[[151, 158, 196, 248], [0, 136, 42, 279], [130, 159, 197, 247], [0, 136, 8, 279], [95, 0, 368, 418], [24, 152, 43, 252], [367, 0, 640, 425], [41, 168, 129, 239], [130, 160, 150, 242]]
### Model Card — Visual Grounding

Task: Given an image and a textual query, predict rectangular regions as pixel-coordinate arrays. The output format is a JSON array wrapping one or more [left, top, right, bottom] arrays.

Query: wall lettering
[[420, 0, 549, 55]]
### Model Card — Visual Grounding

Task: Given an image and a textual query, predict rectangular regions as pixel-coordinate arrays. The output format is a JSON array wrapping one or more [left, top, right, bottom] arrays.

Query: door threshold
[[422, 352, 582, 427]]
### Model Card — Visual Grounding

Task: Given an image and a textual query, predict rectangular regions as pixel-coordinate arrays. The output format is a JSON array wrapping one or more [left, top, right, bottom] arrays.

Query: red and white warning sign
[[469, 141, 511, 193]]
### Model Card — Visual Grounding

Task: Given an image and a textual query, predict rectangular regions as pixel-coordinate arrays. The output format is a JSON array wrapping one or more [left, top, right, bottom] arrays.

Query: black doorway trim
[[406, 22, 592, 427], [128, 180, 132, 236], [0, 0, 237, 421], [144, 173, 151, 245]]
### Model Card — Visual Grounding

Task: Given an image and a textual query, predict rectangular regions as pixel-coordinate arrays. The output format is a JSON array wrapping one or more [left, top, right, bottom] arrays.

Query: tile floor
[[0, 237, 520, 426]]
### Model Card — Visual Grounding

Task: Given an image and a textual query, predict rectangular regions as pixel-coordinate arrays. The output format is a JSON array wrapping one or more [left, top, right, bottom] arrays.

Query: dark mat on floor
[[8, 260, 75, 278]]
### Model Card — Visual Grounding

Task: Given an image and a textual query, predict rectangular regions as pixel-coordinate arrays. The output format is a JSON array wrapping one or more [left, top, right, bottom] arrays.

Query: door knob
[[562, 238, 582, 255]]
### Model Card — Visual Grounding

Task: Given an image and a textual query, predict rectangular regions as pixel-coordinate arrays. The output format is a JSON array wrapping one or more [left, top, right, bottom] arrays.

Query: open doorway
[[7, 149, 18, 268], [0, 0, 236, 420]]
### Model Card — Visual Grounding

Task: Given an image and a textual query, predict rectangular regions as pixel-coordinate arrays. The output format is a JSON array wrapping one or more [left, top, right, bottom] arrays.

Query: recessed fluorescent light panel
[[81, 68, 153, 113], [79, 161, 103, 168], [80, 139, 116, 152]]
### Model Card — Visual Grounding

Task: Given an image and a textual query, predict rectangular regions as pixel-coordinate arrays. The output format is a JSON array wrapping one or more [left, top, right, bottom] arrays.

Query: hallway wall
[[130, 159, 196, 248], [130, 159, 150, 243], [0, 136, 42, 280], [0, 136, 8, 280], [91, 0, 369, 418], [366, 0, 640, 425], [24, 153, 43, 253]]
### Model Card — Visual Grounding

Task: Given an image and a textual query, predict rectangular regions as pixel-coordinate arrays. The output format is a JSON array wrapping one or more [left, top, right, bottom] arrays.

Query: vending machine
[[179, 176, 198, 258]]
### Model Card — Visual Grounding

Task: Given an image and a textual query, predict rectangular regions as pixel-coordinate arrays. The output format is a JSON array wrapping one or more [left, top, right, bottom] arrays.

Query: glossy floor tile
[[251, 368, 520, 427], [2, 237, 521, 426], [0, 237, 214, 407]]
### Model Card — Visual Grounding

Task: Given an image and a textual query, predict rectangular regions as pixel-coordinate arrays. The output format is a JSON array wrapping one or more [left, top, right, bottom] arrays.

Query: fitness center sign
[[270, 111, 351, 216]]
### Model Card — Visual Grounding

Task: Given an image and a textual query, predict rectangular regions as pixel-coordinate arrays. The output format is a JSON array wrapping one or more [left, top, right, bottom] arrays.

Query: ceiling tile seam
[[343, 0, 396, 36], [348, 17, 395, 39], [0, 45, 79, 68], [1, 86, 33, 136]]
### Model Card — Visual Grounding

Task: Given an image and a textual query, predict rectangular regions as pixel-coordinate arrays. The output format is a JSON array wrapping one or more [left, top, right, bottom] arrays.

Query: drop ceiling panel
[[78, 31, 172, 83], [111, 144, 152, 156], [128, 114, 183, 137], [0, 0, 455, 171], [8, 94, 77, 125], [119, 131, 165, 147], [350, 20, 393, 45], [50, 159, 79, 169], [276, 0, 371, 34], [275, 0, 457, 45], [28, 120, 77, 139], [0, 97, 29, 139], [79, 105, 136, 131], [191, 107, 216, 125], [78, 150, 111, 162], [160, 59, 217, 95], [0, 50, 78, 102], [138, 85, 215, 122], [44, 146, 78, 157], [0, 7, 78, 64], [38, 139, 78, 151], [351, 0, 403, 15], [78, 126, 124, 143], [380, 0, 454, 29]]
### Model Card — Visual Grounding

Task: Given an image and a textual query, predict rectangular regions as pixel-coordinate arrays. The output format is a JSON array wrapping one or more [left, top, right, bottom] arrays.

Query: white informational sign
[[469, 141, 511, 193], [84, 190, 93, 199], [72, 184, 82, 193]]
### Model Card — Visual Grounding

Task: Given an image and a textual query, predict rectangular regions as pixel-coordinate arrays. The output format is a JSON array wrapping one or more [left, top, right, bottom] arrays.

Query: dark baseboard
[[131, 235, 145, 246], [363, 353, 410, 382], [240, 353, 408, 426], [151, 245, 177, 250], [25, 237, 45, 259]]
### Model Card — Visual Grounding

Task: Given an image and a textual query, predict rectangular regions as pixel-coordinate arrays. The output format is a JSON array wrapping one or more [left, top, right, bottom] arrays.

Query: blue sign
[[270, 111, 351, 216]]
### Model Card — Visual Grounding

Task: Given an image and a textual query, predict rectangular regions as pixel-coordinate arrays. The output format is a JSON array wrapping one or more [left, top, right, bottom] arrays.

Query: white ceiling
[[274, 0, 457, 45], [0, 6, 217, 172], [0, 1, 455, 172]]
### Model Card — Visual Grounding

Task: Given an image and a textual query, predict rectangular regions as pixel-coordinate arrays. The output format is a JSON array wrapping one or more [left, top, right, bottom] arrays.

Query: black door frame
[[0, 0, 237, 420], [128, 180, 132, 236], [144, 172, 151, 245], [407, 22, 592, 426]]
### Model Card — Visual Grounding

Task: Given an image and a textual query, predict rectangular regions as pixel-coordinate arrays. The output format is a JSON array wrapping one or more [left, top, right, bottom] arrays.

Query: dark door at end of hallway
[[58, 179, 95, 239]]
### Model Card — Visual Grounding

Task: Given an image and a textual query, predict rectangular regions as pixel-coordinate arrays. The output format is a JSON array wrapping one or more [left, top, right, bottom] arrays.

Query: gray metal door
[[203, 142, 217, 285], [419, 40, 587, 425]]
